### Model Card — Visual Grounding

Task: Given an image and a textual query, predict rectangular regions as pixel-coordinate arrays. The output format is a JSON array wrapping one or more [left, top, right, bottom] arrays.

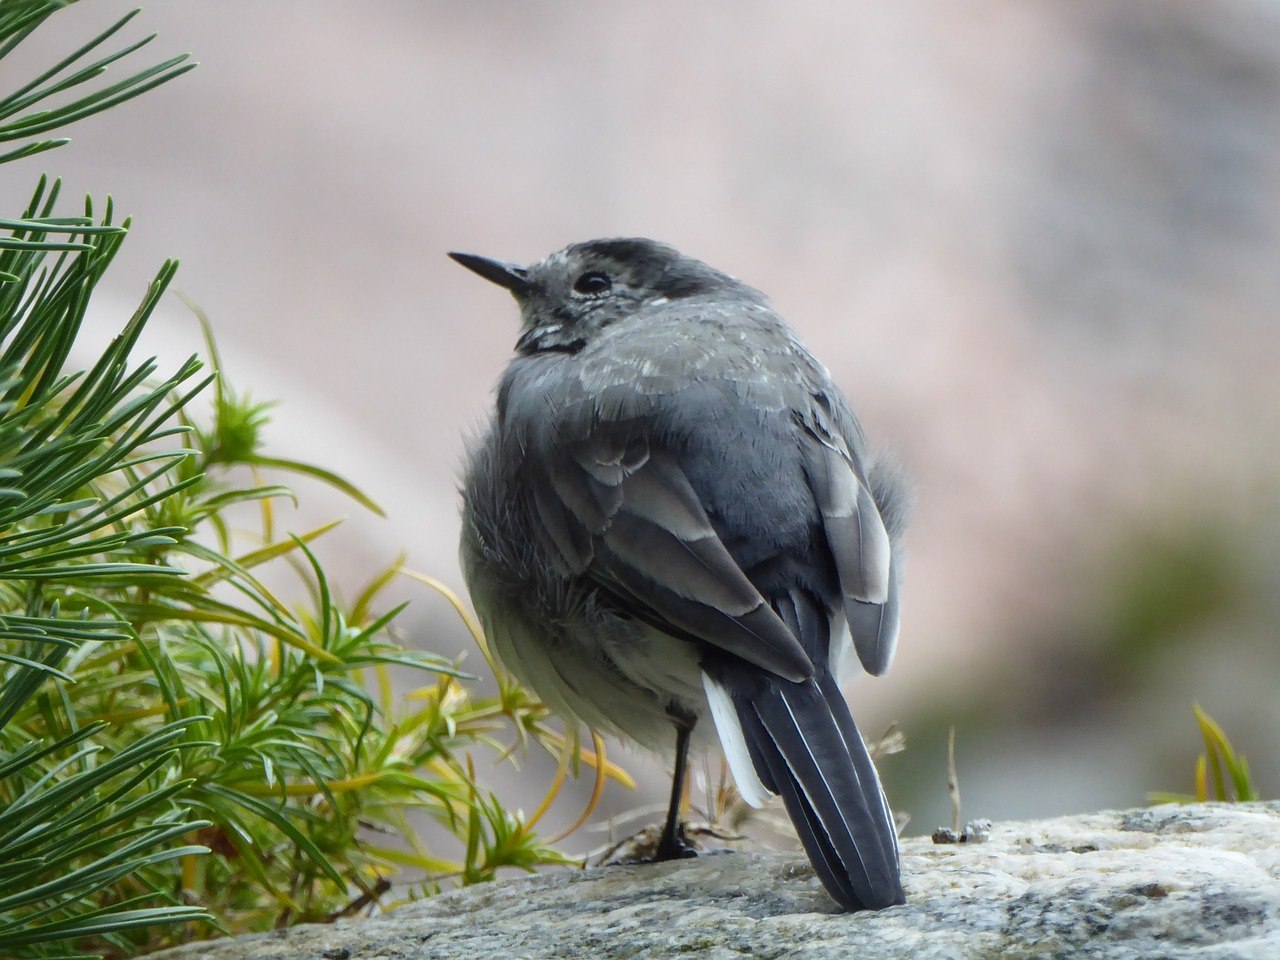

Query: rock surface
[[157, 803, 1280, 959]]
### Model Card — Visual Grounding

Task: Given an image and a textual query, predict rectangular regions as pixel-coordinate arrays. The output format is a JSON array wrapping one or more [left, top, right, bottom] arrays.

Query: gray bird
[[452, 238, 909, 911]]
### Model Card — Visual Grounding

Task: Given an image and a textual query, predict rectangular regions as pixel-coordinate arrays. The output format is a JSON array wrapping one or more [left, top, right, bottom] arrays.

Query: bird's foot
[[593, 820, 743, 866], [653, 822, 699, 862]]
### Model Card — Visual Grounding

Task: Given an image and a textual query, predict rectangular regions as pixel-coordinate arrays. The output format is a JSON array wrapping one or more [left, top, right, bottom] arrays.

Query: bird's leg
[[654, 709, 698, 862]]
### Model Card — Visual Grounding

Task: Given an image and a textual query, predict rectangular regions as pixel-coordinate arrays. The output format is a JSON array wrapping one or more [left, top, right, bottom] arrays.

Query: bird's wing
[[500, 302, 898, 682], [795, 393, 900, 677], [528, 425, 814, 683]]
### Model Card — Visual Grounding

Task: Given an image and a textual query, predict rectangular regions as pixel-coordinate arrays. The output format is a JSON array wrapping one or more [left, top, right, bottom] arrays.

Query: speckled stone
[[152, 803, 1280, 960]]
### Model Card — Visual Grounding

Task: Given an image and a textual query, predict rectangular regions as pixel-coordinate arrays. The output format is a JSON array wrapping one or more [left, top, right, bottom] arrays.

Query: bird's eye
[[573, 271, 612, 295]]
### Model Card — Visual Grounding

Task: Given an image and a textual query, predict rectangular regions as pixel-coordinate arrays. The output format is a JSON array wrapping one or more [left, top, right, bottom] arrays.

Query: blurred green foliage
[[881, 512, 1273, 828]]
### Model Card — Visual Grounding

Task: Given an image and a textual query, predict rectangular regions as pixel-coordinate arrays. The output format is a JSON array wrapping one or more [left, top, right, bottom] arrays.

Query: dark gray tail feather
[[734, 670, 904, 911]]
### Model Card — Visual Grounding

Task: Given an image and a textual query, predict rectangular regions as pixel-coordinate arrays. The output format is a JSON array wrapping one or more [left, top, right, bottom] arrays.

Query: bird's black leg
[[654, 710, 698, 862]]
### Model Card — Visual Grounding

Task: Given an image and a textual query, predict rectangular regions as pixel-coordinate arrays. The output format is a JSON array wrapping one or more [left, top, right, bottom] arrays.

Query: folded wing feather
[[529, 430, 813, 683]]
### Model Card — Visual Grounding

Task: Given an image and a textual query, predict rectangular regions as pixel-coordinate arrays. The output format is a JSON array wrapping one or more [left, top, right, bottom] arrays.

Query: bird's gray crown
[[449, 237, 765, 355]]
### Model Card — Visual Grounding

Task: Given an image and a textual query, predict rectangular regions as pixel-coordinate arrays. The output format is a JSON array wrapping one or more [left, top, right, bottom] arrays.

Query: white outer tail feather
[[828, 613, 853, 681], [701, 671, 773, 808]]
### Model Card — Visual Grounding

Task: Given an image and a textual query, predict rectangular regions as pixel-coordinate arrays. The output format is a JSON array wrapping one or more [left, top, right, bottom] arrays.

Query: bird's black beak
[[448, 252, 531, 295]]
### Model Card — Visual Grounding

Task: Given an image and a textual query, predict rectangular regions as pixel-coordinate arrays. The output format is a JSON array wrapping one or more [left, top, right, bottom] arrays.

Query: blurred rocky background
[[7, 0, 1278, 848]]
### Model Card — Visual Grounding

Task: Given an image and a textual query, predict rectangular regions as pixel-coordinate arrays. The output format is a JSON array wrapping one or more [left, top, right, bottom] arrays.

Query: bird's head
[[449, 237, 750, 354]]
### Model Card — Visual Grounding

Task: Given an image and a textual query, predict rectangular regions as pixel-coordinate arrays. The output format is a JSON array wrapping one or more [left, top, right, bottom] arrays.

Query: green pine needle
[[0, 7, 628, 959]]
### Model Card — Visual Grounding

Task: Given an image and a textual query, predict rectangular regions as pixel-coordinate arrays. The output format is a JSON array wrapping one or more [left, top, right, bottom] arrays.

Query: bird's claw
[[653, 823, 700, 862]]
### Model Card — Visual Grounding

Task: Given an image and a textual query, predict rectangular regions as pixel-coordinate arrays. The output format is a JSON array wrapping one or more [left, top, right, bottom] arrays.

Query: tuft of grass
[[1150, 704, 1260, 804]]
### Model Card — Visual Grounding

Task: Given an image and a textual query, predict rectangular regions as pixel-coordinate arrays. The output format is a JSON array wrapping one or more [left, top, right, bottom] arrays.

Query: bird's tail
[[733, 668, 904, 910]]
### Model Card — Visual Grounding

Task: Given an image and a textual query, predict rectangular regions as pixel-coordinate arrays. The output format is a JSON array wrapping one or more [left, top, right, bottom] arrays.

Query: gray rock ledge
[[155, 803, 1280, 960]]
